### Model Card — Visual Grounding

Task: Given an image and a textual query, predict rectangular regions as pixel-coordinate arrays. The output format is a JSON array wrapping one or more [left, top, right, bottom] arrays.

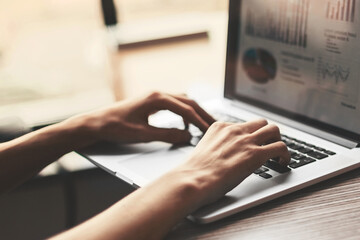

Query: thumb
[[144, 126, 192, 144]]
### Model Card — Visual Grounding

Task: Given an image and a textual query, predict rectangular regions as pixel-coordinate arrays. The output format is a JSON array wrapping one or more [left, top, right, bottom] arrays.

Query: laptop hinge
[[227, 99, 359, 149]]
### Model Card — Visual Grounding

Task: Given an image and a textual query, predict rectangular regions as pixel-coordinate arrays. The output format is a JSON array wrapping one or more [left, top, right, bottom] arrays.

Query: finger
[[170, 94, 216, 125], [156, 95, 210, 132], [143, 126, 192, 144], [182, 118, 189, 130], [260, 141, 290, 166], [251, 124, 281, 145], [233, 119, 268, 134]]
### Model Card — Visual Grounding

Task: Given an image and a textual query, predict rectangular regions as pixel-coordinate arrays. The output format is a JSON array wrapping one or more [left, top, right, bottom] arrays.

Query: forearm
[[52, 169, 205, 240], [0, 115, 96, 194]]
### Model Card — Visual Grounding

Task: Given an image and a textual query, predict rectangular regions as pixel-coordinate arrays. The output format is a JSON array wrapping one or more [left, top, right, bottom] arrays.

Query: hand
[[49, 119, 289, 240], [79, 92, 215, 145], [176, 119, 290, 207]]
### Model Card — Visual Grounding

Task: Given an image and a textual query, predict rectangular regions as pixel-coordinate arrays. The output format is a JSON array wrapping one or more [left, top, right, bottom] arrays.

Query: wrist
[[172, 159, 238, 209], [158, 167, 212, 214], [60, 114, 101, 148], [25, 115, 99, 162]]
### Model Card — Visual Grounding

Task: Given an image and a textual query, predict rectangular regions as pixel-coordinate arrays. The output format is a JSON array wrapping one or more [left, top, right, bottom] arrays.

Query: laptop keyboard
[[189, 113, 337, 179]]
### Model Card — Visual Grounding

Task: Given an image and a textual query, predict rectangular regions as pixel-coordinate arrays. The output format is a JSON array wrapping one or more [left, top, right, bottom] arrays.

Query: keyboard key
[[289, 157, 316, 168], [292, 153, 306, 160], [264, 160, 291, 173], [307, 151, 328, 160], [289, 144, 304, 150], [297, 147, 313, 154], [259, 172, 272, 179], [289, 159, 297, 165], [314, 146, 326, 152], [294, 140, 306, 144], [282, 139, 292, 146], [254, 167, 269, 174], [304, 143, 315, 148], [281, 134, 335, 157], [271, 157, 280, 162], [324, 150, 336, 155], [289, 162, 301, 168], [303, 157, 316, 163], [289, 151, 297, 157]]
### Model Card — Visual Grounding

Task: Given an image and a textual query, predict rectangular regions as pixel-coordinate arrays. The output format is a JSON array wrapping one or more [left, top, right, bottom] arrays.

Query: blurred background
[[0, 0, 227, 107], [0, 0, 228, 128], [0, 0, 228, 239]]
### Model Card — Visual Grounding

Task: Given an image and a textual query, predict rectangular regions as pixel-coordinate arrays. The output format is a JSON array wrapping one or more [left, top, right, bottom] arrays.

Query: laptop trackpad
[[119, 146, 193, 181]]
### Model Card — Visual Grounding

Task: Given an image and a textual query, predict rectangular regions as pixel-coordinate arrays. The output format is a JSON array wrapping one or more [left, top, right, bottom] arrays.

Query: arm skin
[[0, 117, 94, 193], [0, 92, 290, 240], [0, 92, 215, 193]]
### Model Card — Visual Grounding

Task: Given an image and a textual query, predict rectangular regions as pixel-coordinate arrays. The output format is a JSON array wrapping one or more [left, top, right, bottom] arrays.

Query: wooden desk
[[0, 166, 134, 240], [167, 168, 360, 239]]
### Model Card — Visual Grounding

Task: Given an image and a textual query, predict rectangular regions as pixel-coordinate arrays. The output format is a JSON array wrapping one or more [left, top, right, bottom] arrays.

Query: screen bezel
[[224, 0, 360, 144]]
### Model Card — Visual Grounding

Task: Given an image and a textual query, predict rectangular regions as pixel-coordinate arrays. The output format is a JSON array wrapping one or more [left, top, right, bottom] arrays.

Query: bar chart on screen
[[244, 0, 310, 48], [326, 0, 356, 22]]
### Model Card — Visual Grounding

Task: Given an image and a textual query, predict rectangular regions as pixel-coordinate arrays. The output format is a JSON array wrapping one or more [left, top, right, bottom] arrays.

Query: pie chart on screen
[[242, 48, 277, 84]]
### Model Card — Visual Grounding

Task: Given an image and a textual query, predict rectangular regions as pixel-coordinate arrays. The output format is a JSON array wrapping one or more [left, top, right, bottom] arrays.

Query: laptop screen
[[225, 0, 360, 142]]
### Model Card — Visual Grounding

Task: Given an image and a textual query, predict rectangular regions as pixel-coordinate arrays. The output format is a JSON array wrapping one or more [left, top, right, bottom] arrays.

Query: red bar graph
[[326, 0, 356, 22]]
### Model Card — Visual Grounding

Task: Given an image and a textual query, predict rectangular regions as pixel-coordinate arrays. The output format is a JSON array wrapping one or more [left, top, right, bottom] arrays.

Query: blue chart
[[318, 62, 350, 84], [245, 0, 310, 48], [326, 0, 356, 22]]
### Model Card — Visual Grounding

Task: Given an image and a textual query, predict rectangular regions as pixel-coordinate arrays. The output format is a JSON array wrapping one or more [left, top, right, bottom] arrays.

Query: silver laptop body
[[81, 0, 360, 223]]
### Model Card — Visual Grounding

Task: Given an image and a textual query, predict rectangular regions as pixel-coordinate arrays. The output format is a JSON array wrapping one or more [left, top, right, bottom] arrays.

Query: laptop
[[81, 0, 360, 224]]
